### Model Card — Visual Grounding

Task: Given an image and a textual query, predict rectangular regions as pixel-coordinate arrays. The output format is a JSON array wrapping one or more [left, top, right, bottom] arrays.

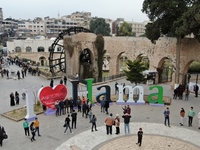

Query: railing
[[67, 73, 126, 84]]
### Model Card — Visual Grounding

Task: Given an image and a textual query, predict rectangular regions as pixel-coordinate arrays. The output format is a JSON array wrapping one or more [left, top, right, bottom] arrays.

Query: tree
[[142, 0, 200, 84], [90, 17, 111, 36], [124, 59, 148, 85], [95, 34, 106, 81], [117, 22, 135, 36]]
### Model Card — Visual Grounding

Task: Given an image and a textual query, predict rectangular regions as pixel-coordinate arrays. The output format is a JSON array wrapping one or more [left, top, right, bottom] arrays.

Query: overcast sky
[[1, 0, 149, 22]]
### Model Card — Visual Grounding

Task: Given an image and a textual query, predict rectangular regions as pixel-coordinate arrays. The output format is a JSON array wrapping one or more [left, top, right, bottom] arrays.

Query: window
[[26, 46, 32, 52], [57, 46, 62, 51], [38, 47, 45, 52], [15, 47, 22, 52]]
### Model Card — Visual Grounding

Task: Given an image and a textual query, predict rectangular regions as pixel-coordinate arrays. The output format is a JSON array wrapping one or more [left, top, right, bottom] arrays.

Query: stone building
[[0, 7, 3, 32]]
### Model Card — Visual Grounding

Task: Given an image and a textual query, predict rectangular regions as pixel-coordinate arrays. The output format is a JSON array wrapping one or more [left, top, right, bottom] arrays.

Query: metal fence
[[67, 73, 126, 84]]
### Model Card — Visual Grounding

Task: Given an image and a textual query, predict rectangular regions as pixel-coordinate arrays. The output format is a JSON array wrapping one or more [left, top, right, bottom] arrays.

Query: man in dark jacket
[[122, 113, 131, 135], [82, 102, 87, 118], [59, 100, 64, 115], [69, 97, 74, 113], [104, 98, 109, 115], [71, 110, 77, 129]]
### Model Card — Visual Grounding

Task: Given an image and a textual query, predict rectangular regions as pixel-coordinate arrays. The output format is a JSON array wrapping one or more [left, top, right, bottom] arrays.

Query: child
[[88, 109, 93, 123], [136, 128, 143, 146]]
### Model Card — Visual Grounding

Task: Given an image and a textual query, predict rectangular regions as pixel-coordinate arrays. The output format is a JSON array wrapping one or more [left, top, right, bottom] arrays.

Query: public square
[[0, 64, 200, 150]]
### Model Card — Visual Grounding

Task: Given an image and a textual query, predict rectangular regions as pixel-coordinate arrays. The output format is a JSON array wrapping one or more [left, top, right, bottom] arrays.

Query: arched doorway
[[136, 53, 150, 69], [79, 48, 93, 79], [39, 56, 46, 66], [116, 52, 128, 74], [183, 60, 200, 86], [103, 52, 110, 77], [157, 57, 174, 83]]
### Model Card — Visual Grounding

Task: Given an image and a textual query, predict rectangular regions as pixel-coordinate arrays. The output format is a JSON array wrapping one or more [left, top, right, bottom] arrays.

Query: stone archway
[[136, 53, 150, 69], [103, 52, 110, 76], [39, 56, 46, 66], [79, 48, 94, 79], [157, 57, 174, 83], [116, 52, 126, 75]]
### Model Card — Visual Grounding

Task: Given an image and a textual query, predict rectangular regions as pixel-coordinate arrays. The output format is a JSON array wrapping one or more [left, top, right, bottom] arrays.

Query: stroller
[[22, 92, 26, 100]]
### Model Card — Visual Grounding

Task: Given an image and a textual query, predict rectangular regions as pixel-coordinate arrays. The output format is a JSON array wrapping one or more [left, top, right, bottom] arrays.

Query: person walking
[[184, 87, 190, 100], [63, 76, 67, 86], [30, 122, 36, 142], [179, 108, 185, 126], [194, 84, 199, 97], [17, 70, 20, 79], [101, 97, 105, 113], [50, 79, 54, 88], [82, 102, 87, 118], [188, 107, 196, 127], [163, 107, 170, 127], [105, 113, 115, 135], [104, 99, 109, 115], [88, 109, 93, 123], [23, 118, 30, 136], [198, 111, 200, 129], [115, 82, 118, 94], [60, 78, 63, 84], [64, 115, 73, 134], [0, 124, 6, 146], [91, 115, 98, 132], [71, 110, 77, 129], [122, 112, 131, 135], [136, 128, 143, 147], [115, 114, 120, 135], [34, 118, 41, 136]]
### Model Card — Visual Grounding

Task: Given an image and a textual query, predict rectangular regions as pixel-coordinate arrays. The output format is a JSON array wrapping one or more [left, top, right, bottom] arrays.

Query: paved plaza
[[0, 64, 200, 150]]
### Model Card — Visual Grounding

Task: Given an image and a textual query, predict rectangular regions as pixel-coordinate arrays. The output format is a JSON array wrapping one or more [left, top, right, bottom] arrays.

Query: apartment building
[[2, 20, 18, 33], [112, 18, 148, 36], [44, 16, 78, 37]]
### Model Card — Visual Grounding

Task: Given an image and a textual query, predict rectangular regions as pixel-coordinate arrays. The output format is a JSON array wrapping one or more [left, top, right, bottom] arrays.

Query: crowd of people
[[1, 58, 200, 148], [23, 118, 41, 142], [173, 84, 199, 100], [163, 107, 200, 129]]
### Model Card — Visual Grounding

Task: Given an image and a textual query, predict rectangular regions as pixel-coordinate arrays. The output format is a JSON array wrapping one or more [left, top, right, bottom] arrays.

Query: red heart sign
[[39, 84, 67, 110]]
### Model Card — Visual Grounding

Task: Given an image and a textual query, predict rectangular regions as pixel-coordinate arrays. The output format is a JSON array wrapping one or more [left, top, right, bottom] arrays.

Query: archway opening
[[136, 54, 150, 69], [39, 56, 46, 66], [103, 52, 110, 78], [116, 52, 128, 75], [79, 48, 93, 79], [157, 57, 173, 83], [183, 60, 200, 86]]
